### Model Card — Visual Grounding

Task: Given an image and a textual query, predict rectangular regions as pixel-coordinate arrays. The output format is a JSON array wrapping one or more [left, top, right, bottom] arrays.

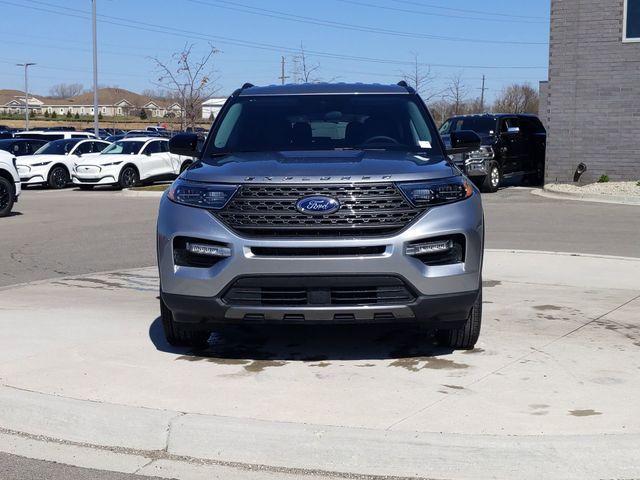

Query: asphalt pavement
[[1, 186, 639, 288]]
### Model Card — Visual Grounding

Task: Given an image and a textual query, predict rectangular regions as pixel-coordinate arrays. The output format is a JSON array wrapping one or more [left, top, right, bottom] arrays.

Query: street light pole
[[91, 0, 99, 137], [17, 63, 36, 131]]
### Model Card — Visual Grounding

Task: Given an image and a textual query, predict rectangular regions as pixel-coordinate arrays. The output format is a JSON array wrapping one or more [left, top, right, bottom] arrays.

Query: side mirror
[[446, 130, 481, 155], [169, 133, 199, 157]]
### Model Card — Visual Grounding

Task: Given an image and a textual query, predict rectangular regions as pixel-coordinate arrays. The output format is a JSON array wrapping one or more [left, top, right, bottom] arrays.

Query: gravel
[[546, 181, 640, 198]]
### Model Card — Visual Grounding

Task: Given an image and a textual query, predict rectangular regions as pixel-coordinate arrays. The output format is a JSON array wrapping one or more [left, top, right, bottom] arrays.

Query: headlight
[[31, 161, 52, 167], [101, 161, 122, 167], [465, 146, 494, 162], [168, 179, 238, 209], [397, 177, 473, 207]]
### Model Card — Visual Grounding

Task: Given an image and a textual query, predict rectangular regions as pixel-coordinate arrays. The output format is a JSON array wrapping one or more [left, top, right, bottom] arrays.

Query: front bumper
[[17, 164, 48, 185], [73, 165, 118, 185], [157, 191, 484, 326]]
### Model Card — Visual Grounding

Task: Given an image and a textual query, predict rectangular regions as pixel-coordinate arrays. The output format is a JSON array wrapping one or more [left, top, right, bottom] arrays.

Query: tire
[[48, 165, 70, 189], [160, 297, 210, 348], [118, 165, 139, 190], [436, 287, 482, 350], [78, 185, 94, 191], [0, 176, 14, 218], [480, 161, 501, 193]]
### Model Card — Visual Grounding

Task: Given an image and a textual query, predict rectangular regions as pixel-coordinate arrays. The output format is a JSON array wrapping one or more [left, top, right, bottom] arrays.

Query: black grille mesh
[[215, 183, 422, 237]]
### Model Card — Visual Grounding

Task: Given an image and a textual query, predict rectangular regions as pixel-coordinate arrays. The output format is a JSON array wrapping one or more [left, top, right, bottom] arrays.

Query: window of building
[[624, 0, 640, 41]]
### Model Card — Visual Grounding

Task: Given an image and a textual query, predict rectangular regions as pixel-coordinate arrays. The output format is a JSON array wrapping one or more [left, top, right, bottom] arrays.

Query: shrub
[[51, 111, 57, 119], [74, 112, 80, 120], [66, 110, 72, 118], [44, 110, 49, 118], [597, 174, 609, 183]]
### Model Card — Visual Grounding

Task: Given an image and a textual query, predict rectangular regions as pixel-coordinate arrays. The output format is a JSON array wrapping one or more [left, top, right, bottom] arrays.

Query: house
[[201, 97, 227, 120], [0, 88, 184, 119], [542, 0, 640, 182]]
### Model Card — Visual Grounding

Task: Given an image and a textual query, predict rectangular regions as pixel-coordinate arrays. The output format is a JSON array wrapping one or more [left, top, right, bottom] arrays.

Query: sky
[[0, 0, 550, 103]]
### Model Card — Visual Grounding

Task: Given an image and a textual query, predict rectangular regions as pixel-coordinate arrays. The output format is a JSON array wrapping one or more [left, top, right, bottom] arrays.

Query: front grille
[[222, 276, 415, 307], [215, 183, 423, 237]]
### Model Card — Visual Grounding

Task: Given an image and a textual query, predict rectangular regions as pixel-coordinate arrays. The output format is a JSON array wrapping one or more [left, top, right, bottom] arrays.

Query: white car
[[0, 150, 20, 217], [72, 137, 195, 190], [16, 138, 111, 189], [14, 130, 97, 140]]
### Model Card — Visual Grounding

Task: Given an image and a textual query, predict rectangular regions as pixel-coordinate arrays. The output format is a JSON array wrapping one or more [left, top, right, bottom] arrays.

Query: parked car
[[16, 138, 111, 189], [13, 130, 96, 141], [105, 134, 126, 143], [0, 150, 20, 217], [439, 114, 546, 192], [0, 126, 14, 139], [83, 128, 110, 139], [0, 139, 47, 157], [73, 137, 195, 190], [124, 130, 163, 138], [157, 82, 484, 349]]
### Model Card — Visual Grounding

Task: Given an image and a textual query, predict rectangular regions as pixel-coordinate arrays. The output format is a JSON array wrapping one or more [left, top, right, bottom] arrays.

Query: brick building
[[544, 0, 640, 183]]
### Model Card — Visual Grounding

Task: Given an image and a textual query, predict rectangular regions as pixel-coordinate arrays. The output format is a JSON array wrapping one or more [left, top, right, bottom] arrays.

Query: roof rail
[[397, 80, 415, 94]]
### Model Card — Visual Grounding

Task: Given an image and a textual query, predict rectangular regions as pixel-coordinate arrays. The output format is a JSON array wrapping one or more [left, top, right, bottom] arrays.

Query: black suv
[[439, 114, 546, 192]]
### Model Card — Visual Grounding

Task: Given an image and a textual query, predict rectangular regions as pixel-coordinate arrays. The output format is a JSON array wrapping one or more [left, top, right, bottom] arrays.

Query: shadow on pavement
[[149, 317, 454, 362]]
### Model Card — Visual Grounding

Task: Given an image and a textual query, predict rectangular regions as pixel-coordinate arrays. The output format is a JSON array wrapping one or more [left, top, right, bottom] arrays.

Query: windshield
[[441, 117, 497, 135], [206, 94, 442, 158], [34, 139, 79, 155], [101, 141, 145, 155]]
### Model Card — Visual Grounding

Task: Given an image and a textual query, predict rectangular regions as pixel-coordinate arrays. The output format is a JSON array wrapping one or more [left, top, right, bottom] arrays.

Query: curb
[[532, 186, 640, 205]]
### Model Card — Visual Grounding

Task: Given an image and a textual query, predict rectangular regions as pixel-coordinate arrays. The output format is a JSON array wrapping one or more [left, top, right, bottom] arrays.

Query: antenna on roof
[[241, 83, 254, 90]]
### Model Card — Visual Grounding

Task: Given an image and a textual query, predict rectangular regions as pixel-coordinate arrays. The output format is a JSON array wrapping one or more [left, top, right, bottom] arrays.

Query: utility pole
[[278, 56, 289, 85], [16, 63, 36, 131], [479, 75, 487, 112], [91, 0, 99, 137]]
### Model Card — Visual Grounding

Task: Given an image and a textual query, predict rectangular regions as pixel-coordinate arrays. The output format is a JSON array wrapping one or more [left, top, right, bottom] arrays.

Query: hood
[[16, 154, 61, 166], [77, 153, 131, 165], [183, 150, 457, 184]]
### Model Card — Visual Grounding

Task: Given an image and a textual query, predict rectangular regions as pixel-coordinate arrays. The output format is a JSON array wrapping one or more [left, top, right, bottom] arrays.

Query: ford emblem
[[296, 196, 340, 215]]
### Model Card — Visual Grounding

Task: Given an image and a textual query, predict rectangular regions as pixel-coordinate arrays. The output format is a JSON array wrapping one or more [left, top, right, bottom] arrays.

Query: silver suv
[[157, 82, 484, 349]]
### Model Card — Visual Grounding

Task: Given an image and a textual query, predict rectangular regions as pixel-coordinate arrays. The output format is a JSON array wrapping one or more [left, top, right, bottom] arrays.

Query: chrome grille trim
[[214, 183, 423, 237]]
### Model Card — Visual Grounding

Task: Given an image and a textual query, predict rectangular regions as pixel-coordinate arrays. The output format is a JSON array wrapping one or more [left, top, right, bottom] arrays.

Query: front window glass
[[450, 117, 497, 135], [34, 139, 80, 155], [101, 141, 145, 155], [207, 94, 442, 158]]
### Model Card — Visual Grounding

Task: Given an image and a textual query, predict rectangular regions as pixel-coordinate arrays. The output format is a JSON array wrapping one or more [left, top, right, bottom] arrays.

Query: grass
[[130, 184, 170, 192]]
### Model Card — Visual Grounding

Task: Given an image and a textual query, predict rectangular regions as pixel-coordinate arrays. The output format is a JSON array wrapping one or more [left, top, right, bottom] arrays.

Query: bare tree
[[493, 83, 539, 113], [150, 43, 221, 129], [444, 72, 469, 115], [401, 52, 441, 100], [49, 83, 84, 99], [291, 43, 322, 84]]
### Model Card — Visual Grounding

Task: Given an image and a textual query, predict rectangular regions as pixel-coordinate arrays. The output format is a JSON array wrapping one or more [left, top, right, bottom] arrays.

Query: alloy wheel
[[122, 168, 137, 187], [490, 166, 500, 188], [50, 167, 68, 189]]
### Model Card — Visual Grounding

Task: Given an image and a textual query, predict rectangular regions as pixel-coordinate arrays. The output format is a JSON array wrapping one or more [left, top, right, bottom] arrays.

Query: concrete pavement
[[1, 250, 639, 479]]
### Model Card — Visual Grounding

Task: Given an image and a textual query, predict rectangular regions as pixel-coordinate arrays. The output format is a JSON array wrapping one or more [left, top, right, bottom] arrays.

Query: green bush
[[597, 174, 609, 183], [66, 110, 72, 118], [44, 111, 49, 118], [51, 111, 57, 119], [74, 112, 80, 120]]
